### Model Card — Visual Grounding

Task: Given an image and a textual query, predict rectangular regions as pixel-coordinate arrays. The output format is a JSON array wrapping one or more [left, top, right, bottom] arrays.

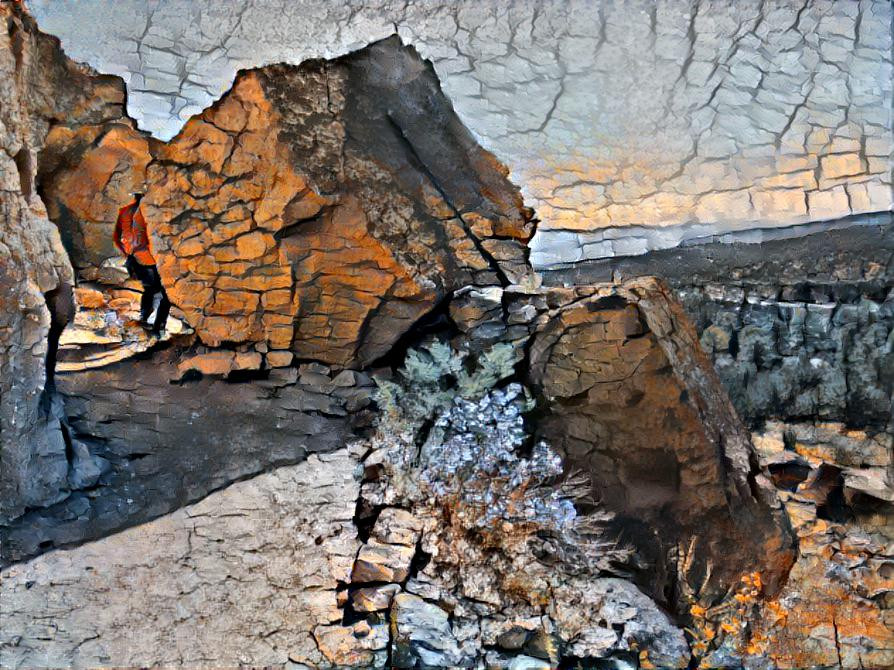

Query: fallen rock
[[177, 350, 237, 377], [351, 583, 401, 612], [267, 350, 294, 368], [73, 286, 107, 309], [507, 655, 552, 670], [371, 508, 422, 546], [313, 622, 389, 667], [391, 593, 466, 668], [352, 539, 415, 583], [139, 37, 533, 367], [550, 578, 690, 667], [481, 618, 542, 650], [843, 467, 894, 503], [522, 279, 796, 608]]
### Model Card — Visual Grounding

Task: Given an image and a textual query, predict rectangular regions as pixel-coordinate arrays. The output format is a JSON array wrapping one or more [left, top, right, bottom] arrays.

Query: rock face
[[519, 280, 795, 608], [545, 219, 894, 429], [144, 37, 533, 366], [38, 36, 534, 368], [741, 422, 894, 668], [0, 4, 132, 524], [40, 123, 151, 272]]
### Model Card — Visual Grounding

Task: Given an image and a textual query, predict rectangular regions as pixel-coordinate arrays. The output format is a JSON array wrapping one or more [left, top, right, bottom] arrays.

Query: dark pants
[[126, 256, 171, 333]]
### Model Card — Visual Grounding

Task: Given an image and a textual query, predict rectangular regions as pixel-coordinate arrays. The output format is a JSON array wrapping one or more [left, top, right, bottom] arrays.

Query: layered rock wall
[[545, 220, 894, 429], [0, 6, 133, 524]]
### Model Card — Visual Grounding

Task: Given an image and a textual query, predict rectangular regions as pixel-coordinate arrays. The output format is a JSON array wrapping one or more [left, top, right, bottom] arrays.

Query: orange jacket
[[114, 201, 155, 265]]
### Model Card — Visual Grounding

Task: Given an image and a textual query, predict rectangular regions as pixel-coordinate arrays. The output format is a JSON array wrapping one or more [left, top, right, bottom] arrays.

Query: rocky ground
[[1, 3, 892, 668], [3, 333, 890, 667]]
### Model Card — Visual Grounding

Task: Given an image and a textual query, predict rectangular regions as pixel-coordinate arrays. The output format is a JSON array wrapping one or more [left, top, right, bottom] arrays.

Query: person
[[114, 192, 170, 335]]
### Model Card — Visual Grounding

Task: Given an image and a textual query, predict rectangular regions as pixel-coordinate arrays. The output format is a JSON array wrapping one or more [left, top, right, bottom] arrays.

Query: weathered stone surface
[[546, 220, 894, 429], [372, 507, 423, 546], [30, 1, 894, 264], [266, 350, 294, 367], [2, 17, 533, 564], [313, 622, 389, 667], [391, 593, 466, 668], [40, 123, 151, 271], [3, 5, 890, 667], [551, 577, 690, 666], [352, 540, 416, 583], [1, 348, 374, 565], [143, 38, 533, 366], [0, 451, 359, 669], [542, 224, 893, 666], [695, 421, 894, 668], [522, 279, 796, 608], [0, 3, 129, 524], [757, 420, 892, 471], [55, 281, 191, 373], [352, 583, 401, 612]]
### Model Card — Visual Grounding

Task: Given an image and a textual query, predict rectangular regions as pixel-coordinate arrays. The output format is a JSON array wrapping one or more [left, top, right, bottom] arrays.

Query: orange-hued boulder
[[142, 38, 534, 367]]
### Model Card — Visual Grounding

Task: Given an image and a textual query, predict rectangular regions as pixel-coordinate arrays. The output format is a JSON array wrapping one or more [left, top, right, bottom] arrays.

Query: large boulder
[[143, 37, 534, 367], [519, 279, 796, 608]]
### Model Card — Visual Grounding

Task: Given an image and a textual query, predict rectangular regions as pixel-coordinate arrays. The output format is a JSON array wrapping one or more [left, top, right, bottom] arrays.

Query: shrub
[[371, 340, 626, 570]]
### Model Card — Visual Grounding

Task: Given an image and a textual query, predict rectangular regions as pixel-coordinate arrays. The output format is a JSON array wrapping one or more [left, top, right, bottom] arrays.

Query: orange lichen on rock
[[136, 39, 533, 367], [145, 74, 302, 349], [742, 495, 894, 669]]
